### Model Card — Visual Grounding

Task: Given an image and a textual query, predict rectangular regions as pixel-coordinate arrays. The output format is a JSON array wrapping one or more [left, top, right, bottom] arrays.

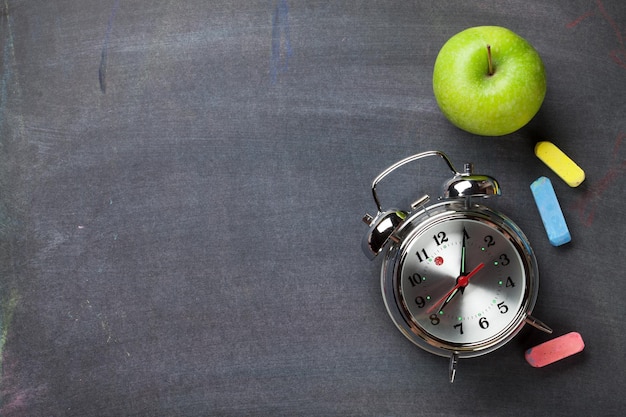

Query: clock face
[[397, 217, 530, 350]]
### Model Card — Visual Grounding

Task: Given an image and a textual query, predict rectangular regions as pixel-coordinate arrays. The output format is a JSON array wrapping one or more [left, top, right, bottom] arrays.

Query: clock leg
[[525, 315, 553, 334], [449, 352, 459, 383]]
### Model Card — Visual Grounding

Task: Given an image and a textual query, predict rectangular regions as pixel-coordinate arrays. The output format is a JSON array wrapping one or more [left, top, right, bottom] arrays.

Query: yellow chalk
[[534, 141, 585, 187]]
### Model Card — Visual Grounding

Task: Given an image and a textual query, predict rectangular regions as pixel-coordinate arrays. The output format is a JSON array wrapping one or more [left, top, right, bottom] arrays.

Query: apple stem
[[487, 44, 494, 76]]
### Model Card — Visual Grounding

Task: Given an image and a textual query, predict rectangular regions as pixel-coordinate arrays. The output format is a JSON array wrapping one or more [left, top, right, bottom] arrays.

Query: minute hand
[[460, 227, 467, 276], [429, 262, 485, 314]]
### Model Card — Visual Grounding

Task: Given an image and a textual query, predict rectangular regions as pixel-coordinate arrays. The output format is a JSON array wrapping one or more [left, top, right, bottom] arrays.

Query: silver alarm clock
[[362, 151, 552, 382]]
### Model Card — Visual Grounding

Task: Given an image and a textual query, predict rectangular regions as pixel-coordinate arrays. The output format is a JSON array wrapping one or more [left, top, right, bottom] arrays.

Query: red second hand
[[428, 262, 485, 314]]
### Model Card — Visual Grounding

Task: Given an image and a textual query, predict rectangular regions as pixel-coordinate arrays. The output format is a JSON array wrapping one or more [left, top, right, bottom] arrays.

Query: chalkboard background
[[1, 1, 625, 416]]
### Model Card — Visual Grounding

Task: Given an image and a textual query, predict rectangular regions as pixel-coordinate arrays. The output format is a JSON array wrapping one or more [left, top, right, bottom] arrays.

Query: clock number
[[433, 231, 448, 246], [454, 322, 464, 335], [429, 314, 440, 326], [505, 276, 515, 287], [497, 301, 509, 314], [479, 317, 489, 329], [408, 273, 423, 286], [415, 296, 426, 309], [484, 235, 495, 247], [416, 248, 429, 263], [495, 253, 510, 266]]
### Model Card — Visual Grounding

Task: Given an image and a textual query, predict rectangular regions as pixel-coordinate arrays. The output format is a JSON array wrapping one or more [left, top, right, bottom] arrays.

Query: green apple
[[433, 26, 546, 136]]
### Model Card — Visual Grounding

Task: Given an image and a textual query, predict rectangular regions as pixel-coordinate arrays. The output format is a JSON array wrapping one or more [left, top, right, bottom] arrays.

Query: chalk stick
[[535, 141, 585, 187], [525, 332, 585, 368], [530, 176, 571, 246]]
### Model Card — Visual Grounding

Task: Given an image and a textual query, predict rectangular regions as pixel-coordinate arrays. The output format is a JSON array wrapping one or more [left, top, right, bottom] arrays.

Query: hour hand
[[438, 288, 460, 313], [430, 262, 485, 314]]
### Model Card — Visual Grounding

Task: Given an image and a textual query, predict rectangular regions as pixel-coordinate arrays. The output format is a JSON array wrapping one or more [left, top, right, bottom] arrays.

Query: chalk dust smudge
[[566, 10, 594, 29], [1, 0, 26, 139], [573, 132, 626, 226], [567, 0, 626, 70], [0, 290, 20, 414], [270, 0, 293, 84], [0, 290, 18, 371], [99, 0, 120, 93]]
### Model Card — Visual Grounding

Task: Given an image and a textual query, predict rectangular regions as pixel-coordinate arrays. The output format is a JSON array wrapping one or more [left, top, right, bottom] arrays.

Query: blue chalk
[[530, 176, 571, 246]]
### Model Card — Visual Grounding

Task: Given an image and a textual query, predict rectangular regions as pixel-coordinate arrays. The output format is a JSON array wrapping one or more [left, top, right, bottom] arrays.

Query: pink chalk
[[525, 332, 585, 368]]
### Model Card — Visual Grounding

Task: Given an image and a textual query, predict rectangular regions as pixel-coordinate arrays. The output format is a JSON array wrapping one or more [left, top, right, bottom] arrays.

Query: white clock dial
[[399, 218, 527, 347]]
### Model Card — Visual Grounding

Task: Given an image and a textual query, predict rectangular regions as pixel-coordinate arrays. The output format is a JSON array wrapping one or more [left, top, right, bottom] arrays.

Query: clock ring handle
[[370, 151, 459, 211]]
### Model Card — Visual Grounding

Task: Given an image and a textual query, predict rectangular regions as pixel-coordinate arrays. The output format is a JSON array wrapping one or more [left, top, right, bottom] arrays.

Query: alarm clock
[[361, 151, 552, 382]]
